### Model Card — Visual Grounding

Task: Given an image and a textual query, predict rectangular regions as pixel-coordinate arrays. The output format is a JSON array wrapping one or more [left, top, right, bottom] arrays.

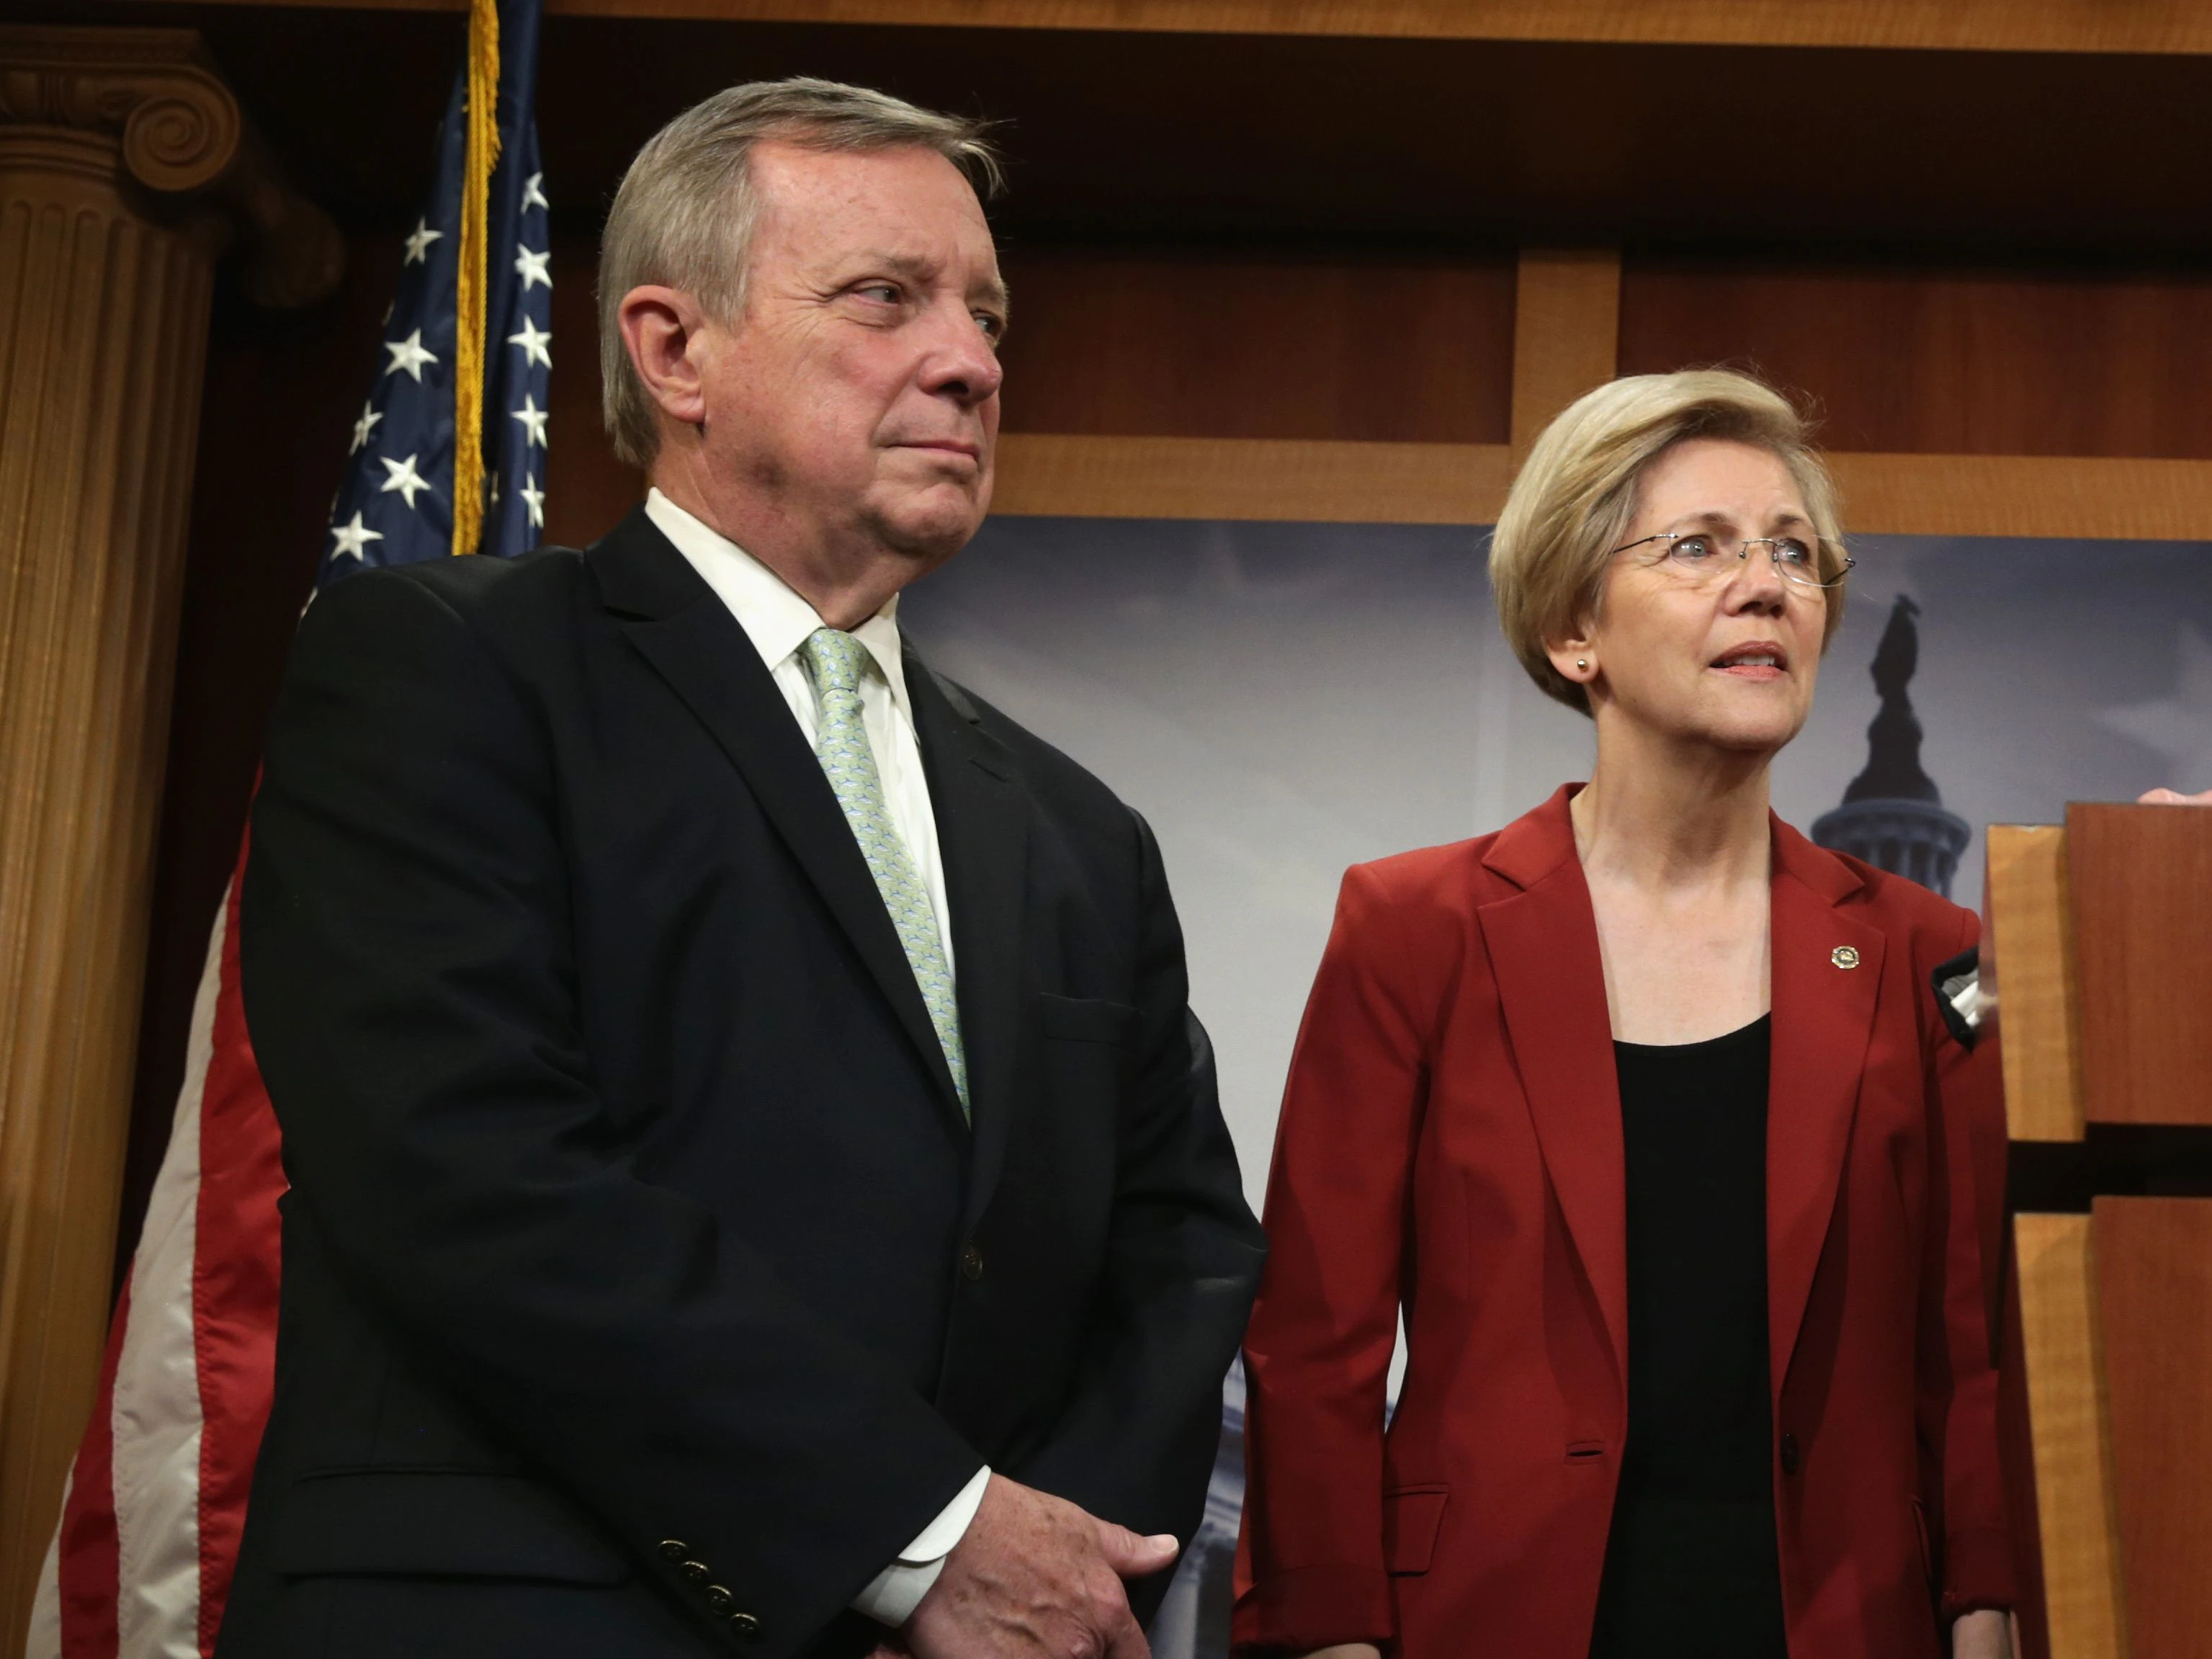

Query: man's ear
[[618, 285, 710, 429]]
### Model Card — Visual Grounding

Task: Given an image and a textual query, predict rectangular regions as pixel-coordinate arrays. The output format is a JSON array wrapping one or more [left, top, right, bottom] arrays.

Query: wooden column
[[0, 28, 339, 1649]]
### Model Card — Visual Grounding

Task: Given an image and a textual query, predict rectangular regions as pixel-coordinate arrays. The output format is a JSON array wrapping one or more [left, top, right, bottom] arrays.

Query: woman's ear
[[1544, 625, 1597, 689], [618, 285, 711, 430]]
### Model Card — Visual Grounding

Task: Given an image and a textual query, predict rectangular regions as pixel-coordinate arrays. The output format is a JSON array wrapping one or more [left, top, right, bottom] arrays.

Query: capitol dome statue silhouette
[[1812, 594, 1972, 896]]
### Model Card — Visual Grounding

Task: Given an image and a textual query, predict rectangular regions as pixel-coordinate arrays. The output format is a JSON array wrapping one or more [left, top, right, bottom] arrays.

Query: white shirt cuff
[[850, 1465, 991, 1627]]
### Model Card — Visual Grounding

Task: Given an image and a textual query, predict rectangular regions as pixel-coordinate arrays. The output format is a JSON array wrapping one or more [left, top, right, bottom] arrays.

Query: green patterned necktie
[[799, 627, 969, 1118]]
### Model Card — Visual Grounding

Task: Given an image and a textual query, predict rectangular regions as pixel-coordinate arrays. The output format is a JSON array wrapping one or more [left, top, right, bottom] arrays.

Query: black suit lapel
[[906, 649, 1030, 1230], [587, 508, 965, 1128]]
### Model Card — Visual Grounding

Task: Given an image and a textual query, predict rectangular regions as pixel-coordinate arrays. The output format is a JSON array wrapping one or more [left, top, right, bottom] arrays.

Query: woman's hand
[[1951, 1609, 2013, 1658]]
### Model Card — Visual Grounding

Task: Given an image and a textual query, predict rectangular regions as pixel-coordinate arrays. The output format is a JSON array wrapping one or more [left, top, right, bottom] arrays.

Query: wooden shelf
[[992, 435, 1511, 523], [1833, 454, 2212, 542], [47, 2, 2212, 257], [116, 0, 2212, 54], [995, 436, 2212, 539]]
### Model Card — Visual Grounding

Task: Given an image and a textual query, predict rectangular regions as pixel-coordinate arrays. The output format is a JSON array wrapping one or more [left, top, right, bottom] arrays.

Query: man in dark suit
[[220, 78, 1263, 1659]]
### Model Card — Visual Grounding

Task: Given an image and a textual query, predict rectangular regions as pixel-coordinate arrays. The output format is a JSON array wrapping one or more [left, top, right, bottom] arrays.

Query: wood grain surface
[[1985, 825, 2087, 1144], [983, 442, 2212, 536], [2069, 803, 2212, 1127], [1827, 454, 2212, 541], [993, 434, 1513, 522], [1619, 261, 2212, 461], [48, 4, 2212, 261], [2013, 1212, 2131, 1659], [996, 250, 1515, 444], [1510, 249, 1620, 459], [1999, 1247, 2054, 1659], [111, 0, 2212, 54], [2094, 1197, 2212, 1659]]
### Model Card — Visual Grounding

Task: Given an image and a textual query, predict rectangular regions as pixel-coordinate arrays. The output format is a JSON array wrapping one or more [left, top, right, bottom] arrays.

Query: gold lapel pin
[[1832, 945, 1861, 970]]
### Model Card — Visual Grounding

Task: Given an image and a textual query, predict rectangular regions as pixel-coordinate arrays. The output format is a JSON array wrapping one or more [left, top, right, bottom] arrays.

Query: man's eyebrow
[[851, 251, 1011, 316], [859, 251, 936, 283]]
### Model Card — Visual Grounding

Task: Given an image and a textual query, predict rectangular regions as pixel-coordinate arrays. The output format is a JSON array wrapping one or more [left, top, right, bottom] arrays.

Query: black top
[[1588, 1015, 1788, 1659]]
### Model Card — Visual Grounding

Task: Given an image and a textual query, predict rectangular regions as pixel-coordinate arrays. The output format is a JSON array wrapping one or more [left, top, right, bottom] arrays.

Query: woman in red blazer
[[1234, 370, 2013, 1659]]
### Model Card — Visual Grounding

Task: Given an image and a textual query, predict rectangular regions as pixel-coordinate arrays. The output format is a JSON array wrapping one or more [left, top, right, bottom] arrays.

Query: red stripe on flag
[[55, 1278, 127, 1659], [191, 833, 287, 1655]]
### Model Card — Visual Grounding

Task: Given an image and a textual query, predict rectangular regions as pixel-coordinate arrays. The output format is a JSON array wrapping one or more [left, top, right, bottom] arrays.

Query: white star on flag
[[514, 246, 552, 291], [402, 218, 444, 265], [328, 511, 384, 562], [511, 394, 549, 448], [349, 401, 382, 454], [519, 473, 545, 529], [507, 315, 552, 369], [522, 171, 550, 211], [379, 452, 434, 509], [383, 329, 437, 382]]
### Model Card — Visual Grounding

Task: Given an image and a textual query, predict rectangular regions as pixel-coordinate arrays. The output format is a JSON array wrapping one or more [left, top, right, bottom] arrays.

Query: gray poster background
[[897, 519, 2212, 1653]]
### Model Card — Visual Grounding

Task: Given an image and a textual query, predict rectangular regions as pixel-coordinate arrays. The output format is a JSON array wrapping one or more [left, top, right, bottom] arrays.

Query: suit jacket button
[[679, 1560, 711, 1583], [959, 1243, 985, 1282], [704, 1585, 733, 1613], [1779, 1431, 1802, 1475], [658, 1539, 691, 1562], [730, 1611, 763, 1640]]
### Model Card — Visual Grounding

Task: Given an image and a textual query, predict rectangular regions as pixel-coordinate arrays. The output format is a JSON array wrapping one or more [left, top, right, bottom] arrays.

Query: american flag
[[26, 4, 546, 1652]]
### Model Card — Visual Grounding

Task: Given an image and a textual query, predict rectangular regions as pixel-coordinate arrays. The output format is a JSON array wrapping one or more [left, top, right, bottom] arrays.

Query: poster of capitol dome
[[898, 518, 2212, 1659]]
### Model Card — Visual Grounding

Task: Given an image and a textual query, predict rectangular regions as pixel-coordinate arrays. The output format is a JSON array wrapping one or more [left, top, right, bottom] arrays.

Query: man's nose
[[918, 307, 1005, 408]]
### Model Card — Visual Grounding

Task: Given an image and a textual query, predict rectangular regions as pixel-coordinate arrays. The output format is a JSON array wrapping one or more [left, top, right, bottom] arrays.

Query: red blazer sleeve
[[1234, 864, 1429, 1651], [1920, 908, 2018, 1619]]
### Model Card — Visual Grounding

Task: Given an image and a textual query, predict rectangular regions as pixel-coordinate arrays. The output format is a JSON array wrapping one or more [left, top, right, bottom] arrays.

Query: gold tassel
[[451, 0, 501, 555]]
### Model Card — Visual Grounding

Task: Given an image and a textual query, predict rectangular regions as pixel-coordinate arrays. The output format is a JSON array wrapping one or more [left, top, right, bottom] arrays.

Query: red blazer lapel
[[1765, 818, 1882, 1394], [1478, 787, 1628, 1392]]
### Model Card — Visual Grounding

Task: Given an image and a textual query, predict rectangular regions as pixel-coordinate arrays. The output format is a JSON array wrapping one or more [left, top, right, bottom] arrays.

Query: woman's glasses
[[1610, 532, 1855, 590]]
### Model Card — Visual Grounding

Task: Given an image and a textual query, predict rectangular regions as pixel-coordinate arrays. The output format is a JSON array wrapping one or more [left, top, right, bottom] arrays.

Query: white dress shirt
[[645, 489, 989, 1625]]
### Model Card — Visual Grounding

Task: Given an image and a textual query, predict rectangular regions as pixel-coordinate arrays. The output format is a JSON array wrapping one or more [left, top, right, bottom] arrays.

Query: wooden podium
[[1987, 805, 2212, 1659]]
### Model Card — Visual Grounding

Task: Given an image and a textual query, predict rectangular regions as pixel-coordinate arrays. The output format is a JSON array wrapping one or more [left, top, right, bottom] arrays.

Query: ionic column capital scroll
[[0, 24, 343, 306]]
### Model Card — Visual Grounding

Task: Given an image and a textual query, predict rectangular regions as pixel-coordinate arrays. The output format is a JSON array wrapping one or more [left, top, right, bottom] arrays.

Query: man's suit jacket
[[1233, 786, 2012, 1659], [219, 507, 1266, 1659]]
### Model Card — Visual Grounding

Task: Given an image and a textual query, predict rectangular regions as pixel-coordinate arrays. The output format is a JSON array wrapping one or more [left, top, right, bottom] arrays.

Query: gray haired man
[[220, 78, 1263, 1659]]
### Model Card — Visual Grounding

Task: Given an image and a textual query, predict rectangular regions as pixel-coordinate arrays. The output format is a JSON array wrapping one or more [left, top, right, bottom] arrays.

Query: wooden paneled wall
[[545, 239, 2212, 532], [994, 250, 1515, 443], [125, 216, 2212, 1271], [1618, 261, 2212, 459]]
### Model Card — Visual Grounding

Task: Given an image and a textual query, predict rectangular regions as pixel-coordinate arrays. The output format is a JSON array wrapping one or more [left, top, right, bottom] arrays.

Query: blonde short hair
[[598, 78, 1002, 468], [1488, 369, 1849, 715]]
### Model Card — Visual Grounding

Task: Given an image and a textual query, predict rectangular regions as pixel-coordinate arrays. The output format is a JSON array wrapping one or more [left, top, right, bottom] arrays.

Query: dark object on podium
[[1985, 803, 2212, 1659]]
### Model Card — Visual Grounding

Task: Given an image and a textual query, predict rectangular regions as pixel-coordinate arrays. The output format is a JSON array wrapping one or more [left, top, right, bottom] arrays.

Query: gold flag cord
[[452, 0, 501, 555]]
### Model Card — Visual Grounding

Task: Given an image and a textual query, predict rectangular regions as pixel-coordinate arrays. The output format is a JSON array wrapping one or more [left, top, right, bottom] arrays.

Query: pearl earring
[[1577, 658, 1589, 671]]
